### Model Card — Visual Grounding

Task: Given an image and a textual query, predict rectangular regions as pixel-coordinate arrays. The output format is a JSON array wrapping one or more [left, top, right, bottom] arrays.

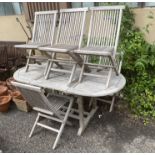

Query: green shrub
[[119, 5, 155, 118], [85, 3, 155, 119]]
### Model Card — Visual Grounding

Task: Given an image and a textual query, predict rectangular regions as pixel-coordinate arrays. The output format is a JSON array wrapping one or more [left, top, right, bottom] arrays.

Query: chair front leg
[[29, 113, 40, 138], [44, 60, 50, 76], [25, 49, 32, 72], [109, 94, 116, 112], [78, 55, 87, 83], [45, 52, 56, 79], [52, 97, 74, 149], [110, 56, 119, 75], [67, 63, 77, 86]]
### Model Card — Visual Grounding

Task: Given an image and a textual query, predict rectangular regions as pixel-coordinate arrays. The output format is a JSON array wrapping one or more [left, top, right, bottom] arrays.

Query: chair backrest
[[56, 8, 88, 48], [32, 10, 58, 45], [87, 6, 125, 54], [11, 82, 61, 117]]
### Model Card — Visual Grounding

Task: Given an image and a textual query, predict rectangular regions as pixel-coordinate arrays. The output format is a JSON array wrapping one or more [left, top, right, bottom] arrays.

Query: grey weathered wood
[[75, 46, 114, 56], [13, 64, 126, 97], [15, 10, 58, 48], [73, 6, 125, 88], [77, 96, 98, 136], [96, 94, 116, 112], [39, 8, 89, 82], [68, 52, 90, 72], [11, 81, 74, 150], [13, 64, 126, 137], [15, 10, 59, 72]]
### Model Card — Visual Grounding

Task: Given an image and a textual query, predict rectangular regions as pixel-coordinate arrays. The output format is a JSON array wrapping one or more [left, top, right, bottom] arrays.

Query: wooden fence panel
[[23, 2, 71, 22]]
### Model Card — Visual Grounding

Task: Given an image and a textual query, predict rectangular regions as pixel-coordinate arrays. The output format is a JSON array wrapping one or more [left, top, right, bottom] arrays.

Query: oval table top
[[13, 64, 126, 97]]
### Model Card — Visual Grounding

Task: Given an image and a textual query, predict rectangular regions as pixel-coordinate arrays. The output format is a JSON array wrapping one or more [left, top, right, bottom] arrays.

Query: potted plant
[[0, 85, 8, 96], [0, 95, 11, 112], [0, 81, 6, 86]]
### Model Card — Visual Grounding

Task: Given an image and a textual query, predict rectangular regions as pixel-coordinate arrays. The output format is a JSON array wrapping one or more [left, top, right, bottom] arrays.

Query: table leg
[[77, 96, 85, 136], [77, 96, 98, 136]]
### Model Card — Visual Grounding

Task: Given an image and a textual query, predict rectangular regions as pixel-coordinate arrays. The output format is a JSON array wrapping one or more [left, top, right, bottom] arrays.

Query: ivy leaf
[[135, 61, 145, 70]]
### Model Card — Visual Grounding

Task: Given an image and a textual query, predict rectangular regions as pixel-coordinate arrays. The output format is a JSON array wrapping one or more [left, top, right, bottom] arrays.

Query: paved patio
[[1, 102, 155, 153]]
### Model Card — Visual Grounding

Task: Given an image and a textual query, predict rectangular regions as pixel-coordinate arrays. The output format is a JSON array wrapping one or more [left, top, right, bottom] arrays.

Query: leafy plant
[[91, 3, 155, 119], [119, 5, 155, 119]]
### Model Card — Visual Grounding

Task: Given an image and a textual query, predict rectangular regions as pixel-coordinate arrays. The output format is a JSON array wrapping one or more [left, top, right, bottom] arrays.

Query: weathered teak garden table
[[13, 64, 126, 136]]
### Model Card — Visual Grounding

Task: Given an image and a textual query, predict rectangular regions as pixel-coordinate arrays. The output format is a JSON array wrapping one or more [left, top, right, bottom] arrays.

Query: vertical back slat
[[105, 10, 111, 46], [98, 10, 103, 46], [71, 12, 77, 45], [56, 12, 62, 43], [32, 13, 37, 42], [110, 10, 117, 48], [109, 10, 116, 47], [87, 10, 93, 46], [114, 9, 123, 54], [42, 14, 47, 42], [79, 10, 87, 48]]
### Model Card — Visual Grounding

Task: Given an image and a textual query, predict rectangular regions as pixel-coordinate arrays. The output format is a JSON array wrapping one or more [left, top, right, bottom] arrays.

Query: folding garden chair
[[15, 10, 61, 73], [39, 8, 88, 84], [74, 5, 125, 88], [12, 81, 74, 150]]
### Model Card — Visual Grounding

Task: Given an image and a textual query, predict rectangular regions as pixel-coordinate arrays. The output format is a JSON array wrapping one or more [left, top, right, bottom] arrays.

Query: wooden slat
[[34, 3, 37, 11], [0, 41, 27, 68], [22, 2, 30, 21]]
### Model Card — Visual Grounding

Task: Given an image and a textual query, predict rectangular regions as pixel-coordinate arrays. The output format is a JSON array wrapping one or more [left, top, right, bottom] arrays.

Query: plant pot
[[0, 86, 8, 96], [10, 90, 24, 100], [0, 81, 7, 86], [0, 95, 11, 112], [6, 77, 17, 91]]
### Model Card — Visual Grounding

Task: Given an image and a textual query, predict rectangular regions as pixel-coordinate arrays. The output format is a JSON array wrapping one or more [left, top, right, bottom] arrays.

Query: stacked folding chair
[[73, 5, 125, 89], [38, 8, 88, 85], [12, 81, 74, 149], [15, 10, 60, 73]]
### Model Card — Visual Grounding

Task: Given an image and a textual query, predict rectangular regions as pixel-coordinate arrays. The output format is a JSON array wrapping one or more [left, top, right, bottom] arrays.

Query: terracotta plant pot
[[0, 86, 8, 96], [0, 95, 11, 112], [0, 81, 7, 86], [6, 77, 17, 91], [11, 90, 24, 100]]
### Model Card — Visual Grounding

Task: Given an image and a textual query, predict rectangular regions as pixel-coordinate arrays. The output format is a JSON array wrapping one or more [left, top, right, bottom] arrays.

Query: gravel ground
[[1, 102, 155, 153]]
